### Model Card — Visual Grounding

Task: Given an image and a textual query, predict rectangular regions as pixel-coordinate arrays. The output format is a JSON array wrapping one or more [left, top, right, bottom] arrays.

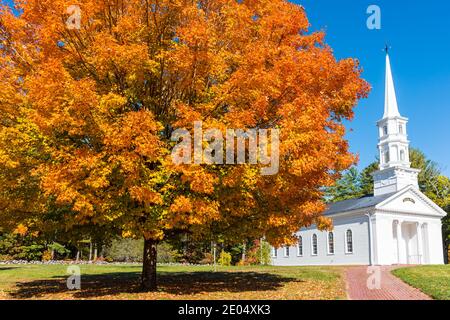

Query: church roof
[[324, 192, 396, 216]]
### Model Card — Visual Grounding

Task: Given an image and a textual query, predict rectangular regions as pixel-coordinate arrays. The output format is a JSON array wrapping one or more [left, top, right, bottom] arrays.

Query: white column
[[367, 213, 375, 265], [393, 220, 399, 264], [395, 220, 401, 264], [416, 222, 423, 264], [397, 220, 406, 264]]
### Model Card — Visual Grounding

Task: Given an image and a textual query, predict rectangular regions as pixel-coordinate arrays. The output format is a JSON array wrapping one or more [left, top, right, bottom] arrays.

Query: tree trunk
[[260, 239, 263, 265], [89, 240, 93, 261], [93, 246, 98, 261], [213, 242, 217, 272], [141, 238, 157, 291]]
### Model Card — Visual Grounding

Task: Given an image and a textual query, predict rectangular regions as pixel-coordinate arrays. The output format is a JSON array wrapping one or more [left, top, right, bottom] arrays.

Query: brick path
[[345, 265, 432, 300]]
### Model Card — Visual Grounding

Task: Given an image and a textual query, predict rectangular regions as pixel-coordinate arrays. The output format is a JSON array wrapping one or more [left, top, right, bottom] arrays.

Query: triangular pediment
[[375, 186, 447, 217]]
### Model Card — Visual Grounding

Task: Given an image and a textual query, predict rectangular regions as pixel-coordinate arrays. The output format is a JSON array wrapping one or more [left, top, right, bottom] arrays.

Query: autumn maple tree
[[0, 0, 369, 290]]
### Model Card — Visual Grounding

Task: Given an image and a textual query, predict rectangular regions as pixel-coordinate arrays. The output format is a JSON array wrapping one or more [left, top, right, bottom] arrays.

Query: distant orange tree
[[0, 0, 369, 290]]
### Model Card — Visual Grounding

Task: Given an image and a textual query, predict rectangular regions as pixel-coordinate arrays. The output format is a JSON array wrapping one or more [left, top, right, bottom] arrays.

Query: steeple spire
[[384, 52, 401, 118], [372, 49, 420, 196]]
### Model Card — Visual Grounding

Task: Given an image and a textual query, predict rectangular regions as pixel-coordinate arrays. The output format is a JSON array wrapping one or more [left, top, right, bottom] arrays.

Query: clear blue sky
[[3, 0, 450, 175], [295, 0, 450, 176]]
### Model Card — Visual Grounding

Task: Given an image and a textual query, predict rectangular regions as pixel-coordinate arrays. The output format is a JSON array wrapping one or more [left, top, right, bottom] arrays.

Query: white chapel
[[272, 52, 446, 266]]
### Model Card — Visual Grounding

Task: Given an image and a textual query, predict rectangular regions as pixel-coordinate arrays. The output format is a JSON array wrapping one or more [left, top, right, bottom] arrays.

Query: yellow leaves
[[98, 93, 128, 115], [13, 224, 28, 236], [181, 167, 218, 194], [169, 196, 220, 226], [122, 230, 133, 238], [26, 59, 98, 136], [91, 32, 156, 75], [268, 215, 289, 228], [85, 166, 111, 190], [0, 149, 20, 169], [315, 216, 333, 232], [103, 110, 164, 160], [0, 0, 370, 248], [192, 199, 220, 223], [72, 198, 94, 216], [129, 186, 163, 206], [170, 196, 193, 214]]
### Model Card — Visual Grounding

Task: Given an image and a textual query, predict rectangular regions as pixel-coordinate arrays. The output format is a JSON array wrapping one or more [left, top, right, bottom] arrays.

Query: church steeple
[[372, 50, 420, 196], [377, 51, 410, 170], [384, 53, 401, 118]]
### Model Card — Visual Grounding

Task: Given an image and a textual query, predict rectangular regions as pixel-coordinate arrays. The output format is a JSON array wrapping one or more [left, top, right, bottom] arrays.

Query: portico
[[392, 219, 427, 264]]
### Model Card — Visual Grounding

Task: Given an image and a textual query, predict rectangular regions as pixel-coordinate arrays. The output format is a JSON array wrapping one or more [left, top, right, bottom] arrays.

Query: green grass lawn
[[0, 264, 346, 300], [392, 265, 450, 300]]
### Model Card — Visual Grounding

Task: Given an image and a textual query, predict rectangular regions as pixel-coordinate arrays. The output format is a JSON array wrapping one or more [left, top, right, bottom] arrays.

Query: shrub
[[48, 242, 70, 258], [103, 239, 182, 263], [42, 250, 52, 261], [15, 244, 44, 261], [0, 232, 45, 261], [200, 252, 214, 265], [103, 238, 144, 262], [242, 240, 272, 265], [157, 242, 181, 263], [218, 250, 231, 266], [0, 254, 13, 261]]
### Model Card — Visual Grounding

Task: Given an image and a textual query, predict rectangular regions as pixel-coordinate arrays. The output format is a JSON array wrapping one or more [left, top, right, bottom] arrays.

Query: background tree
[[358, 161, 379, 196], [0, 0, 369, 290], [325, 167, 362, 202]]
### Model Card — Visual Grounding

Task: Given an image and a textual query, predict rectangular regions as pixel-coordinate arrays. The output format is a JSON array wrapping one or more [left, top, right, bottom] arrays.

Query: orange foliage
[[0, 0, 369, 248]]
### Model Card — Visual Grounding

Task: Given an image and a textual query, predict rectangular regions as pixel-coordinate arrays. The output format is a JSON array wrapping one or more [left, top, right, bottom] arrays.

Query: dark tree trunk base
[[141, 238, 157, 291]]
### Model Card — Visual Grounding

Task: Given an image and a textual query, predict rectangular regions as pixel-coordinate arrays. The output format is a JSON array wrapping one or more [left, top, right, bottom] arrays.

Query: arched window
[[328, 232, 335, 254], [399, 125, 404, 134], [297, 236, 303, 256], [393, 146, 398, 161], [312, 234, 318, 256], [272, 247, 277, 258], [346, 229, 353, 254], [383, 125, 388, 135], [384, 151, 390, 164], [284, 246, 289, 257], [400, 150, 405, 161]]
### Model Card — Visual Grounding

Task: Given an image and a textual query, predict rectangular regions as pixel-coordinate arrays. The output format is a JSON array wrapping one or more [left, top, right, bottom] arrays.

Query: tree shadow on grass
[[10, 270, 300, 299], [0, 267, 20, 271]]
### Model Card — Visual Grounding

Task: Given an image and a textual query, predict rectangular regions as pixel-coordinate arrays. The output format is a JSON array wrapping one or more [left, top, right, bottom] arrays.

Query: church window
[[383, 125, 388, 135], [400, 150, 406, 161], [297, 236, 303, 256], [328, 232, 335, 254], [399, 125, 404, 134], [272, 247, 277, 257], [384, 151, 390, 164], [312, 234, 318, 255], [284, 246, 289, 257], [346, 229, 353, 254]]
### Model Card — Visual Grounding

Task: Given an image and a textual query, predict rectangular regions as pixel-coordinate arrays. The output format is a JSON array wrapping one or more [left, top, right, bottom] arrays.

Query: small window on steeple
[[399, 125, 404, 134], [383, 126, 388, 135], [400, 150, 405, 161], [384, 151, 390, 164]]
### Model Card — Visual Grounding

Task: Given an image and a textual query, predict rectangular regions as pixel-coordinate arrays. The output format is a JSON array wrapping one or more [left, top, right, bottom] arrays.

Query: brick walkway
[[345, 266, 432, 300]]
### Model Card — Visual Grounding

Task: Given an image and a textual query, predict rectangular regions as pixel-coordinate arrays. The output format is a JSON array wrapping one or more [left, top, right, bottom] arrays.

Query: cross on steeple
[[384, 44, 391, 54]]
